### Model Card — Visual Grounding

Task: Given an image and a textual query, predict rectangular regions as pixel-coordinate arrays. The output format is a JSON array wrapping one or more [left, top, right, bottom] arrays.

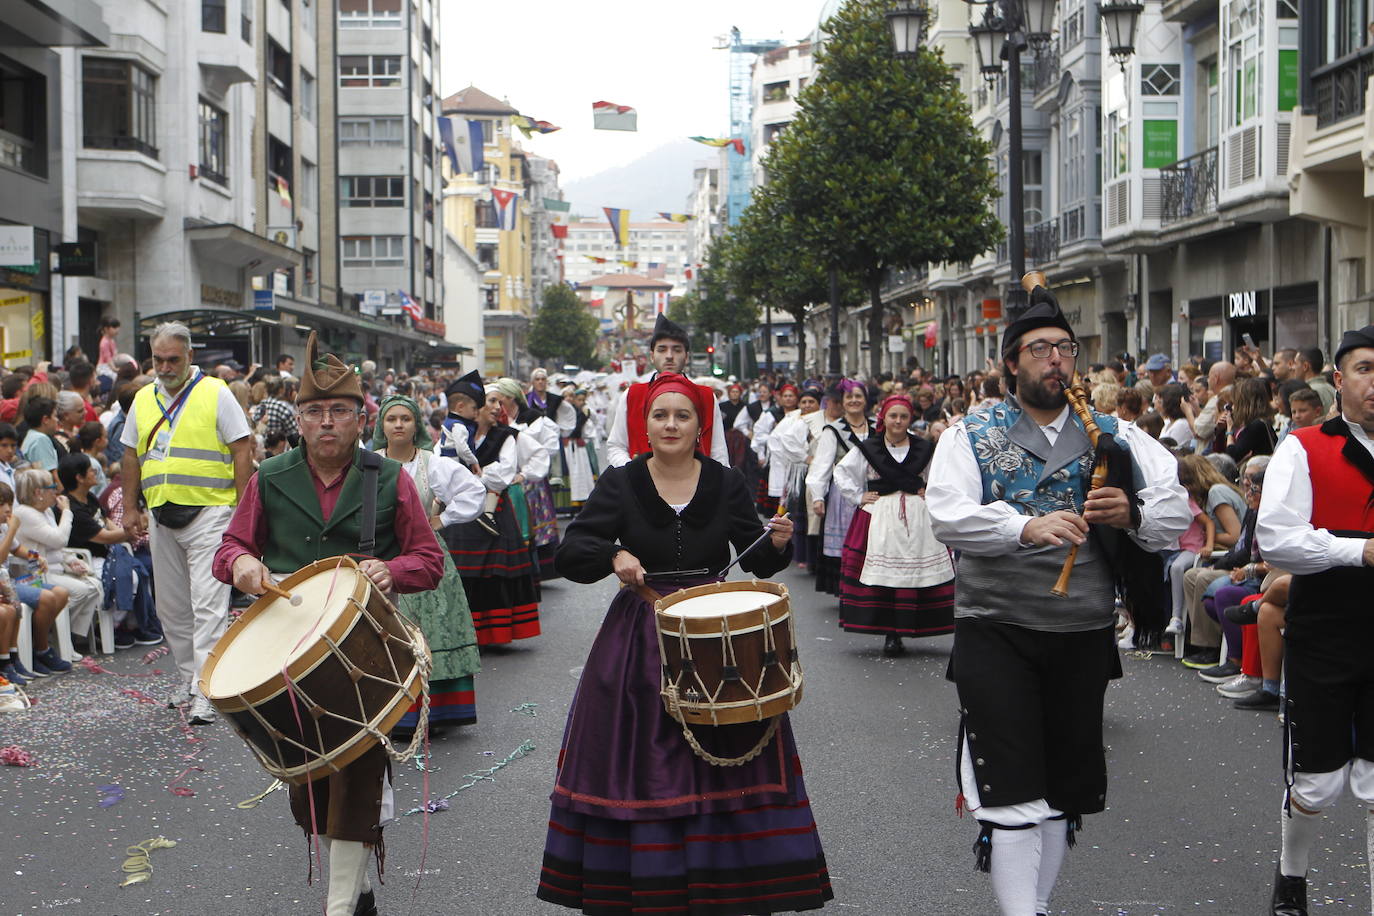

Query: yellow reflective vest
[[133, 373, 237, 508]]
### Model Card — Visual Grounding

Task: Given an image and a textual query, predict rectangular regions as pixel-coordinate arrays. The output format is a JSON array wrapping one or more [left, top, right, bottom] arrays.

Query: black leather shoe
[[1271, 865, 1307, 915], [882, 635, 905, 657], [1224, 601, 1260, 625], [354, 888, 379, 916]]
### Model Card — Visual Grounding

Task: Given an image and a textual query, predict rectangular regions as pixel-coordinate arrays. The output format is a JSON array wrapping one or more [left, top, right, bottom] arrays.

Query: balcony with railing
[[1027, 43, 1060, 95], [1159, 146, 1218, 225], [1026, 217, 1059, 264], [1313, 47, 1374, 129]]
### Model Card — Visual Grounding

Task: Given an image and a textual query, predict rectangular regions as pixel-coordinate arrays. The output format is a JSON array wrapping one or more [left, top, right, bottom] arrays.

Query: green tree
[[765, 0, 1002, 377], [527, 283, 600, 369], [694, 238, 760, 341]]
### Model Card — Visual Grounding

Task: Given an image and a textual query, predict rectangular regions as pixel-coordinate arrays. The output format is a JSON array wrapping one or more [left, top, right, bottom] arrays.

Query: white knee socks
[[1035, 819, 1069, 914], [326, 839, 370, 916], [989, 826, 1042, 916], [1280, 804, 1323, 878]]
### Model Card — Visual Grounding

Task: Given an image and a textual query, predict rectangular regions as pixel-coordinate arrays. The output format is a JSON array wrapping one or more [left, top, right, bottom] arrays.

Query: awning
[[138, 308, 269, 340], [0, 0, 110, 47], [186, 224, 302, 273]]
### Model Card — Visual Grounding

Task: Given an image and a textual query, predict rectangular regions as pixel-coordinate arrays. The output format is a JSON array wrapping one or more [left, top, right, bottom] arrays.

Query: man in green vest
[[120, 321, 255, 725], [213, 332, 443, 916]]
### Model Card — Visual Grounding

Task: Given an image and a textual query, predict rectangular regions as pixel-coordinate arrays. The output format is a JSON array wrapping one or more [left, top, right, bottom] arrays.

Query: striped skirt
[[525, 476, 563, 581], [397, 675, 474, 730], [445, 490, 541, 645], [838, 508, 955, 638]]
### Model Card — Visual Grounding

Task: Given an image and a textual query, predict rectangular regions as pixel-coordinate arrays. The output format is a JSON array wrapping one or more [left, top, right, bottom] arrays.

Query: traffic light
[[706, 345, 715, 355]]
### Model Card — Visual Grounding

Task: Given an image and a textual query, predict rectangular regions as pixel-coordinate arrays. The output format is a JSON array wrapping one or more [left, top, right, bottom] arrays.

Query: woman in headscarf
[[444, 385, 542, 644], [561, 386, 600, 506], [769, 386, 827, 570], [806, 380, 872, 595], [538, 374, 832, 915], [492, 377, 562, 580], [372, 394, 486, 732], [833, 394, 956, 656]]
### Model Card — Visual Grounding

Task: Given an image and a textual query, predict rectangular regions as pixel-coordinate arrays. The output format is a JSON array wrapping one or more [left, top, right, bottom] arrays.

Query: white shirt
[[806, 418, 870, 504], [513, 417, 556, 481], [1162, 417, 1195, 451], [119, 369, 253, 451], [14, 504, 72, 567], [388, 449, 485, 528], [926, 405, 1191, 557], [604, 379, 730, 468], [834, 438, 911, 503], [1256, 418, 1373, 574], [474, 432, 519, 493]]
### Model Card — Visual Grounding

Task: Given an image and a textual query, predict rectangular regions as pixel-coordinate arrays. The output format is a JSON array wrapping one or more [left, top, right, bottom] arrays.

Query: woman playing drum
[[372, 394, 485, 733], [537, 374, 833, 916], [834, 394, 956, 656]]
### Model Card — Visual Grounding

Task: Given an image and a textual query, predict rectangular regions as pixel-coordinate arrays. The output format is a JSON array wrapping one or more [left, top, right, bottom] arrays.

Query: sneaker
[[28, 656, 53, 677], [188, 695, 217, 725], [1164, 617, 1184, 635], [133, 631, 164, 646], [1197, 661, 1240, 684], [2, 663, 27, 687], [36, 649, 71, 673], [10, 657, 36, 680], [1234, 688, 1281, 711], [476, 512, 500, 536], [1181, 650, 1217, 669], [1217, 674, 1261, 698], [1116, 625, 1136, 649], [355, 889, 378, 916], [113, 630, 137, 650], [882, 635, 906, 657], [166, 684, 193, 709], [1224, 602, 1260, 625]]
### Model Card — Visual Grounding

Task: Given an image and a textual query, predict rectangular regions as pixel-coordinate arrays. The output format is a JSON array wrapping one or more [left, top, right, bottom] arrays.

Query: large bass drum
[[655, 579, 803, 727], [200, 556, 429, 784]]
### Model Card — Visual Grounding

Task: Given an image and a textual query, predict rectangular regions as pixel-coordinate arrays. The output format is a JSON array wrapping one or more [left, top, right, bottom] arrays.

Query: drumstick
[[715, 510, 789, 579], [263, 582, 303, 607]]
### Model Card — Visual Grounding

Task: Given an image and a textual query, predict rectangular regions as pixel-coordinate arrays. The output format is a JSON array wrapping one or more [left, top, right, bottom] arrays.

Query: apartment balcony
[[1027, 43, 1060, 98], [1160, 146, 1217, 226], [76, 150, 166, 220], [1026, 217, 1059, 264], [1313, 47, 1374, 130], [1160, 0, 1214, 25]]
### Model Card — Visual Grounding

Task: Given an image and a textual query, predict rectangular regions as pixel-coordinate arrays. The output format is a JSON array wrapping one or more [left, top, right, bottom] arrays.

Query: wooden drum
[[654, 580, 803, 727], [200, 556, 429, 785]]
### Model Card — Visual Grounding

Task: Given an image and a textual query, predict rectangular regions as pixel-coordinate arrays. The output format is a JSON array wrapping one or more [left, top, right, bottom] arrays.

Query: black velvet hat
[[445, 369, 484, 404], [1334, 325, 1374, 368], [1000, 284, 1076, 358], [650, 313, 690, 350]]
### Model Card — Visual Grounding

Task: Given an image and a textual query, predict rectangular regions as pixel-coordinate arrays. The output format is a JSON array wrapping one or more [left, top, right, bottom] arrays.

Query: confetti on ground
[[1, 744, 36, 766], [399, 739, 535, 818], [98, 784, 125, 807], [511, 702, 539, 717]]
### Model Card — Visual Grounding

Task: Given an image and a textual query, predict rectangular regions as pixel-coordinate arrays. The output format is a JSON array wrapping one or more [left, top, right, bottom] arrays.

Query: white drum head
[[663, 589, 785, 619], [206, 566, 362, 697]]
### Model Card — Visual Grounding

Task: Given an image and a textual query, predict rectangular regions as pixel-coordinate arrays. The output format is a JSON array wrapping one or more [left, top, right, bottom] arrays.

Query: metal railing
[[1159, 146, 1218, 225], [1313, 47, 1374, 128], [1027, 43, 1060, 94], [1027, 217, 1059, 263]]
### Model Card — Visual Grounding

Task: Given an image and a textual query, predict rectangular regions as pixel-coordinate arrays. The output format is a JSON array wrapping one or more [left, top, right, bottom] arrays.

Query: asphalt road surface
[[4, 556, 1368, 916]]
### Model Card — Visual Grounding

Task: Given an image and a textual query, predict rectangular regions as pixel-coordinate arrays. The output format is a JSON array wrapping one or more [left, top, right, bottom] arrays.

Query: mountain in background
[[562, 140, 708, 219]]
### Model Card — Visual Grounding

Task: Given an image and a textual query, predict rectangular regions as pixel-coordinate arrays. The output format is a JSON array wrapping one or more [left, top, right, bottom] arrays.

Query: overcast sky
[[438, 1, 828, 184]]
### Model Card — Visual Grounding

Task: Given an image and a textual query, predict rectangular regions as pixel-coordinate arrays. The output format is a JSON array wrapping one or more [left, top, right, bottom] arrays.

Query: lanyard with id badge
[[143, 373, 205, 462]]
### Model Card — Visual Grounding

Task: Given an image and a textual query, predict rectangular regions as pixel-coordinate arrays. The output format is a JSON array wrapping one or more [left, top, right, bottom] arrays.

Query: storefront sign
[[0, 294, 30, 309], [361, 289, 386, 317], [30, 309, 43, 340], [413, 317, 446, 337], [1142, 120, 1179, 169], [201, 284, 241, 307], [3, 349, 32, 360], [981, 298, 1002, 320], [253, 289, 275, 311], [1227, 290, 1257, 319], [887, 334, 904, 353], [55, 242, 97, 276], [0, 227, 34, 267]]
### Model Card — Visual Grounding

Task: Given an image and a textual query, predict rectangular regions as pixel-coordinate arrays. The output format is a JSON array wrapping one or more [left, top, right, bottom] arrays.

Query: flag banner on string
[[653, 291, 669, 315], [593, 100, 637, 131], [492, 188, 519, 230], [545, 199, 571, 238], [619, 260, 638, 268], [440, 117, 485, 174], [657, 212, 692, 222], [603, 207, 630, 246], [512, 114, 561, 137], [397, 289, 424, 322], [689, 136, 745, 154], [585, 256, 608, 263]]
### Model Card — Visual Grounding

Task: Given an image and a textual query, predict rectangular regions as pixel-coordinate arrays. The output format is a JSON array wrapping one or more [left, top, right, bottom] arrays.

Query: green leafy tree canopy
[[527, 283, 600, 369]]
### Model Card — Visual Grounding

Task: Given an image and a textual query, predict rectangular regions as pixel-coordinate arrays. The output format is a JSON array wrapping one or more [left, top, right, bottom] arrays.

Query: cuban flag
[[397, 289, 423, 323], [492, 188, 519, 230], [439, 117, 485, 175]]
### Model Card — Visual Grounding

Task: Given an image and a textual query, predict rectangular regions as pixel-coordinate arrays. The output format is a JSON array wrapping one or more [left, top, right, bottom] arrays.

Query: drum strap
[[358, 450, 383, 555]]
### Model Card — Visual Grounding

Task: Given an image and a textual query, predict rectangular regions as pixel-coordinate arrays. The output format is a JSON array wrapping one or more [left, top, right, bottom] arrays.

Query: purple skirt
[[838, 508, 955, 638], [538, 581, 831, 914]]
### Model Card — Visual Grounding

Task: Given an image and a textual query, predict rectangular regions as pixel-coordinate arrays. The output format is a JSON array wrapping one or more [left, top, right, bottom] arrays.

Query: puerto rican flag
[[492, 188, 519, 230], [397, 289, 423, 323]]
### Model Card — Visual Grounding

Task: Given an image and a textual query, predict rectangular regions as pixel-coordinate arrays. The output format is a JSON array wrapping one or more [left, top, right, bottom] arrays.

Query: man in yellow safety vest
[[120, 321, 255, 724]]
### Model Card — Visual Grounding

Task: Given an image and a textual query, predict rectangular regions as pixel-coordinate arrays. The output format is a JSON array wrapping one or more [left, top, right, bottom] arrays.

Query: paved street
[[4, 555, 1369, 916]]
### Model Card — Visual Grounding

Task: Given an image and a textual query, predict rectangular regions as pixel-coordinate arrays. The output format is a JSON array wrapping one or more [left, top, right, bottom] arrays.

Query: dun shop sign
[[413, 316, 446, 336], [1227, 290, 1258, 319]]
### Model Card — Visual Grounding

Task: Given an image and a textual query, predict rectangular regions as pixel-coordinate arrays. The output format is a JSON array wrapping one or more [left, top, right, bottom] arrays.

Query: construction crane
[[714, 27, 782, 227]]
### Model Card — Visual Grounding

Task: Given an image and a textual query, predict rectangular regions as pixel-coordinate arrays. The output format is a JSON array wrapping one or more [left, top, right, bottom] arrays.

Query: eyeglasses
[[1018, 339, 1080, 360], [299, 406, 360, 422]]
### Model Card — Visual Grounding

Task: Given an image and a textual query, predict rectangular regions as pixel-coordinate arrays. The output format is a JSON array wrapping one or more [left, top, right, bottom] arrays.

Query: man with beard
[[926, 287, 1189, 916]]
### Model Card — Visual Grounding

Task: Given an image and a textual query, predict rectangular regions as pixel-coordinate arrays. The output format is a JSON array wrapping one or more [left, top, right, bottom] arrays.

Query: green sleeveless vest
[[257, 446, 402, 573]]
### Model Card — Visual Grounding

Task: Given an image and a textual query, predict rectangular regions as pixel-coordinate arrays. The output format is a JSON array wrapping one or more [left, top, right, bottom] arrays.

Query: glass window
[[300, 70, 316, 122], [342, 236, 405, 267], [202, 0, 227, 32], [338, 55, 401, 87], [341, 175, 405, 207], [0, 54, 48, 177], [338, 116, 404, 145], [300, 159, 317, 209], [302, 248, 316, 297], [339, 0, 403, 28], [267, 134, 292, 186], [267, 39, 291, 100], [198, 99, 227, 185], [82, 57, 159, 159]]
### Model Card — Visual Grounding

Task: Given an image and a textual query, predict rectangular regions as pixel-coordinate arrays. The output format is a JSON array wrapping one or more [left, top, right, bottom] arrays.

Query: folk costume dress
[[806, 416, 869, 595], [834, 435, 956, 639], [563, 402, 602, 505], [446, 424, 541, 645], [769, 408, 824, 569], [372, 429, 486, 730], [538, 454, 833, 916], [513, 406, 563, 580]]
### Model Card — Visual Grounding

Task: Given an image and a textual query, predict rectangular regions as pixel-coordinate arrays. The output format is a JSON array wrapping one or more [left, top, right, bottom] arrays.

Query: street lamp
[[886, 1, 928, 58], [1099, 0, 1144, 70]]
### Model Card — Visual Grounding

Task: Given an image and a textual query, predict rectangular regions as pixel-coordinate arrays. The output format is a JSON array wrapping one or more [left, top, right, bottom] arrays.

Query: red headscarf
[[778, 383, 799, 398], [624, 373, 716, 458], [874, 394, 915, 433]]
